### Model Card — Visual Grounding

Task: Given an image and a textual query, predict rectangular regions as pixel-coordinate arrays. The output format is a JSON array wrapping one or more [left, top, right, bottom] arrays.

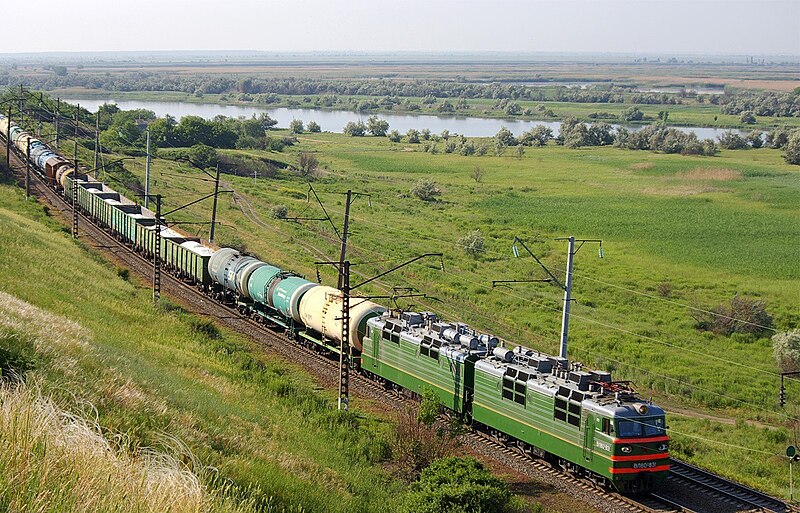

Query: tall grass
[[0, 383, 242, 513]]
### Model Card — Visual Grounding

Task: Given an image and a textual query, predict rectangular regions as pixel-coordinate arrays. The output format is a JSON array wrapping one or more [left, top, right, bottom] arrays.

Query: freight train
[[0, 113, 670, 494]]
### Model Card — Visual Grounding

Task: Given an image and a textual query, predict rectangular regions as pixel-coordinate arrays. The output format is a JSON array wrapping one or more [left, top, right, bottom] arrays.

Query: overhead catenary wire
[[344, 206, 779, 333], [285, 218, 799, 422], [338, 210, 784, 377]]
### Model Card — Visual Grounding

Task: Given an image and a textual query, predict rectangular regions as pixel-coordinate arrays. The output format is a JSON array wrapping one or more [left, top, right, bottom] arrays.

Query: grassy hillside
[[0, 179, 410, 512], [97, 133, 798, 495]]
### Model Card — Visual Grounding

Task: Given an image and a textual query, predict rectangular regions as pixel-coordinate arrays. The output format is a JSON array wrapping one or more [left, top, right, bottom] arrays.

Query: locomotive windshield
[[616, 416, 666, 438]]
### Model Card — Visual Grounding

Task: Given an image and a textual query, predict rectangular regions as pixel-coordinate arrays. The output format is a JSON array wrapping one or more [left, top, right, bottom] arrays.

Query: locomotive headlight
[[620, 445, 632, 453], [658, 443, 669, 452]]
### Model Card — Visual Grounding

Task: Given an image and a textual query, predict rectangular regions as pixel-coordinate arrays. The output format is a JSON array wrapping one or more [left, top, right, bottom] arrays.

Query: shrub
[[691, 295, 773, 336], [399, 457, 513, 513], [410, 178, 441, 202], [343, 121, 366, 136], [306, 120, 321, 132], [288, 119, 304, 133], [773, 330, 800, 372], [457, 230, 486, 258], [388, 130, 402, 143], [740, 110, 757, 124], [270, 205, 288, 220], [407, 129, 421, 144], [785, 130, 800, 165], [115, 266, 130, 281], [717, 130, 748, 150], [470, 166, 484, 183], [390, 403, 460, 479], [298, 152, 319, 180]]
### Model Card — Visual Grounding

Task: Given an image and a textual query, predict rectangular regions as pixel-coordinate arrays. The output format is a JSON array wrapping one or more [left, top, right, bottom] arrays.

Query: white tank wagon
[[298, 285, 385, 351]]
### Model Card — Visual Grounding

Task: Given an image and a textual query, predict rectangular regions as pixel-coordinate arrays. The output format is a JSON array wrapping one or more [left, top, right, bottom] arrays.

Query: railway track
[[4, 147, 795, 513], [666, 459, 797, 513]]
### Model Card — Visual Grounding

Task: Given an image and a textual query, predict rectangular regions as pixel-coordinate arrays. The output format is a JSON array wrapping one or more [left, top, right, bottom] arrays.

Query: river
[[62, 97, 748, 140]]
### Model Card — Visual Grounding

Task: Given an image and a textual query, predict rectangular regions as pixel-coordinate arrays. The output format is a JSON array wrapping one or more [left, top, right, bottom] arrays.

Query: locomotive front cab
[[610, 407, 670, 494]]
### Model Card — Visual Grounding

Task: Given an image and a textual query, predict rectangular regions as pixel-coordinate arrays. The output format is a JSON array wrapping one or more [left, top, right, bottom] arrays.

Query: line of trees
[[12, 70, 800, 117]]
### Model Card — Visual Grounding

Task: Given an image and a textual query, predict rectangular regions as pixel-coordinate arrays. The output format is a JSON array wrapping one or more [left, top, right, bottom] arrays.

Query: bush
[[288, 119, 304, 134], [343, 121, 366, 137], [773, 330, 800, 372], [785, 130, 800, 165], [457, 230, 485, 258], [410, 178, 442, 202], [717, 130, 748, 150], [691, 295, 773, 336], [399, 457, 513, 513], [306, 120, 321, 133], [115, 267, 130, 281], [388, 130, 402, 143], [270, 205, 288, 220], [740, 110, 757, 124], [470, 166, 484, 183], [298, 152, 319, 180], [391, 403, 460, 480]]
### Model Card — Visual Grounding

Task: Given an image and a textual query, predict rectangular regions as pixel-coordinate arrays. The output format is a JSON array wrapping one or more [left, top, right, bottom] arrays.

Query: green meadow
[[101, 132, 799, 494], [3, 125, 798, 498]]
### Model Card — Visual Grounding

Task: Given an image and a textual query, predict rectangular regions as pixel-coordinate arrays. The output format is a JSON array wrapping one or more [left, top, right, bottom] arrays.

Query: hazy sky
[[4, 0, 799, 55]]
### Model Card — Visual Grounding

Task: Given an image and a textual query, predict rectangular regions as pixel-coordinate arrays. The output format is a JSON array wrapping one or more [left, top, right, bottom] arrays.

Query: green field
[[91, 131, 799, 495]]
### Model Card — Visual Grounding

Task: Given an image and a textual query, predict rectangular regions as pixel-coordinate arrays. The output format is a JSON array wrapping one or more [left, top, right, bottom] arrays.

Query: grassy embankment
[[99, 132, 799, 497], [0, 177, 412, 512], [50, 88, 800, 131]]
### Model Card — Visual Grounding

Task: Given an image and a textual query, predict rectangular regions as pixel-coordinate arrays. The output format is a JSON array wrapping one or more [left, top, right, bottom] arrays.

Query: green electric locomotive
[[365, 310, 669, 494]]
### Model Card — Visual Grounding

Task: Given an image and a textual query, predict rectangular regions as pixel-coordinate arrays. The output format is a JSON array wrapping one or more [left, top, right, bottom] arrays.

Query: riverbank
[[49, 88, 800, 132]]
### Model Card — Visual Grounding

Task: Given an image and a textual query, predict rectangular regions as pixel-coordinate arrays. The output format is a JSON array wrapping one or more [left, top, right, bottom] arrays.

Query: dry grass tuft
[[0, 290, 91, 354], [0, 383, 222, 513], [629, 162, 654, 170]]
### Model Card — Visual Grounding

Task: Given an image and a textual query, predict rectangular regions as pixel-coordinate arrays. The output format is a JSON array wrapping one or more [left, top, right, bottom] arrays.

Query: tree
[[147, 116, 177, 147], [298, 152, 319, 179], [367, 116, 389, 136], [622, 106, 644, 121], [739, 110, 757, 124], [343, 121, 366, 136], [773, 330, 800, 372], [746, 130, 764, 149], [410, 178, 441, 201], [421, 128, 431, 140], [717, 130, 748, 150], [187, 144, 218, 170], [257, 113, 278, 130], [306, 120, 321, 133], [457, 230, 485, 257], [388, 130, 402, 143], [407, 129, 421, 143], [289, 119, 304, 134], [515, 145, 525, 159], [494, 127, 516, 147], [470, 166, 484, 183], [785, 130, 800, 165]]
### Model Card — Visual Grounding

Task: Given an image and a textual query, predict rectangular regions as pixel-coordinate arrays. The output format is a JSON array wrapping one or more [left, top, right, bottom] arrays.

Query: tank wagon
[[1, 113, 670, 494]]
